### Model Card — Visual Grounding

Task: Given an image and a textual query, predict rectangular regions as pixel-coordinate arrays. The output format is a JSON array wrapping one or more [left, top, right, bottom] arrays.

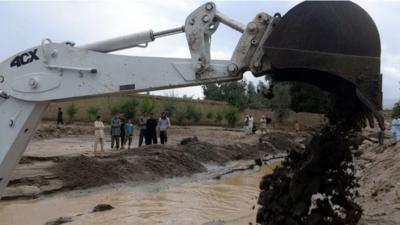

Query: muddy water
[[0, 163, 275, 225]]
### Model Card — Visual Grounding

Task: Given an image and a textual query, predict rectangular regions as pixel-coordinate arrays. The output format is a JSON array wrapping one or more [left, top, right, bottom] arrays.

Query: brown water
[[0, 163, 275, 225]]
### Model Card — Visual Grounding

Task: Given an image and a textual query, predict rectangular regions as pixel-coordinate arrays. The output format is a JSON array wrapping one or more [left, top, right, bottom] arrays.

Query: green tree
[[175, 106, 186, 125], [224, 106, 239, 127], [120, 98, 139, 119], [203, 80, 248, 110], [86, 105, 99, 121], [67, 103, 78, 123], [215, 111, 224, 123], [270, 83, 291, 123], [392, 101, 400, 118], [289, 82, 331, 113], [183, 103, 201, 122], [140, 95, 157, 113], [163, 98, 177, 117], [206, 111, 214, 120], [109, 104, 120, 115]]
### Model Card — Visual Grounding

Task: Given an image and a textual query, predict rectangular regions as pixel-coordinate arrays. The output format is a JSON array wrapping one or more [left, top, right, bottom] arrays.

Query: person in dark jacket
[[146, 113, 158, 145], [56, 107, 64, 128], [138, 113, 148, 147], [110, 113, 120, 149], [120, 114, 126, 149]]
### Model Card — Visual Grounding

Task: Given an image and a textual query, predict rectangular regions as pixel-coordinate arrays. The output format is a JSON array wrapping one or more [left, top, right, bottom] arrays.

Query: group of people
[[93, 112, 171, 155], [244, 114, 271, 135]]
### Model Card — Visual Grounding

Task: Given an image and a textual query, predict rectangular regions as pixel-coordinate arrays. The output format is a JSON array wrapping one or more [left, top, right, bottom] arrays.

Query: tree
[[175, 106, 186, 125], [206, 111, 214, 120], [224, 106, 239, 127], [392, 101, 400, 118], [289, 82, 331, 113], [184, 103, 202, 123], [270, 83, 291, 123], [203, 80, 248, 110], [215, 111, 223, 123], [140, 95, 157, 113], [86, 105, 99, 121], [163, 99, 176, 117], [120, 98, 139, 119], [66, 103, 78, 123]]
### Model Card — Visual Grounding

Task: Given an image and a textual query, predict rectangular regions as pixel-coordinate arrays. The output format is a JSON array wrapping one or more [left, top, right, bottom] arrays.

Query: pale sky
[[0, 0, 399, 107]]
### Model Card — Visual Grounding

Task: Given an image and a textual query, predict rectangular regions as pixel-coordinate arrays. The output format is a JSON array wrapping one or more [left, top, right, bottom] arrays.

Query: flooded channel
[[0, 163, 275, 225]]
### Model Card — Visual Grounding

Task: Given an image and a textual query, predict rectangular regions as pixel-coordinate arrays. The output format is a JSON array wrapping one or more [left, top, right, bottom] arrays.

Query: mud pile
[[54, 140, 279, 190], [257, 94, 369, 225]]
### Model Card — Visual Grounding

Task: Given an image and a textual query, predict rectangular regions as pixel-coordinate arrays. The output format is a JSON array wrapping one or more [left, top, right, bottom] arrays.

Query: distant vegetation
[[392, 101, 400, 118], [67, 103, 78, 123], [203, 77, 331, 123]]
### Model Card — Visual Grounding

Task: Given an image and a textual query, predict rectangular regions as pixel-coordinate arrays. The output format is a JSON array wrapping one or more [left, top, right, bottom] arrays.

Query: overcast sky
[[0, 0, 399, 107]]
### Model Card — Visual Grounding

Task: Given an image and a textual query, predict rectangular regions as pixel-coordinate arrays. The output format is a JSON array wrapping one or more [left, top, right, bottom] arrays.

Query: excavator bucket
[[263, 1, 383, 128]]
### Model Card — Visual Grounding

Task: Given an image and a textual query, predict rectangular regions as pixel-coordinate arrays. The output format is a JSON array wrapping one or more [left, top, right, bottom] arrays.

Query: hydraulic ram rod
[[80, 26, 185, 53]]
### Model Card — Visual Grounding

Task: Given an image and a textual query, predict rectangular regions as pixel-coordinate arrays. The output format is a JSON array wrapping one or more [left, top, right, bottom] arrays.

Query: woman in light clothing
[[94, 115, 105, 155]]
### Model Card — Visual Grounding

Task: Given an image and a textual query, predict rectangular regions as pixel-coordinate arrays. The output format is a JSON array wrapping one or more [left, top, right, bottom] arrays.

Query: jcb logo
[[10, 49, 40, 68]]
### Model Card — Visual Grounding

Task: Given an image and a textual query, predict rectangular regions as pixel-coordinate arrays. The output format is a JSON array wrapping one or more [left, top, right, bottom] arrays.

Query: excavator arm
[[0, 1, 383, 197]]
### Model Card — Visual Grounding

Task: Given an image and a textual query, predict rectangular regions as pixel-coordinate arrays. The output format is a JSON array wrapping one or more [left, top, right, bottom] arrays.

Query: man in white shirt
[[158, 112, 171, 144]]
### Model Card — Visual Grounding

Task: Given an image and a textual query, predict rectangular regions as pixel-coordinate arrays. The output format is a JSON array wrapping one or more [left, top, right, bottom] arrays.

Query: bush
[[140, 95, 157, 114], [224, 106, 239, 127], [215, 111, 223, 123], [270, 83, 291, 123], [109, 104, 119, 115], [67, 103, 78, 123], [87, 105, 99, 121], [163, 99, 177, 117], [120, 98, 139, 119], [392, 101, 400, 118], [192, 110, 203, 123], [175, 106, 186, 125], [184, 103, 202, 123], [206, 111, 214, 120]]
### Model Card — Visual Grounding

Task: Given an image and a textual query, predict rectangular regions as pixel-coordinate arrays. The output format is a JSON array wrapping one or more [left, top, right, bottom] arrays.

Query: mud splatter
[[257, 93, 369, 225]]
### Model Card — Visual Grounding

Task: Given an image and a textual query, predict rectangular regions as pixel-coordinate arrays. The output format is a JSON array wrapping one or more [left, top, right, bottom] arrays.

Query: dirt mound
[[44, 217, 72, 225], [92, 204, 114, 212], [356, 143, 400, 225], [34, 123, 95, 139]]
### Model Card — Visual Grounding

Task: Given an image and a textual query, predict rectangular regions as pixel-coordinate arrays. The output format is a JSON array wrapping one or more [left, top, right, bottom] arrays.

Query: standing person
[[138, 113, 148, 147], [125, 119, 135, 149], [94, 115, 105, 155], [244, 115, 250, 134], [146, 113, 158, 145], [56, 107, 64, 128], [391, 117, 399, 144], [248, 115, 254, 134], [260, 115, 267, 135], [158, 112, 171, 144], [120, 115, 126, 149], [110, 113, 121, 150]]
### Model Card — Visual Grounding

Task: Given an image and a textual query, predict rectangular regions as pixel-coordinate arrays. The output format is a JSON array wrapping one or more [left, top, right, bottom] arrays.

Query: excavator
[[0, 0, 383, 202]]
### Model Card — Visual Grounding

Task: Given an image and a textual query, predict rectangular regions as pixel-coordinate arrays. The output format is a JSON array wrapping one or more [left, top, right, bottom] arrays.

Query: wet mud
[[257, 94, 370, 225], [4, 134, 298, 200]]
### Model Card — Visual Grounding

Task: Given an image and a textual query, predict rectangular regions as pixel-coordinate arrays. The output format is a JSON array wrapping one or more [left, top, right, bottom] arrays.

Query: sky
[[0, 0, 399, 107]]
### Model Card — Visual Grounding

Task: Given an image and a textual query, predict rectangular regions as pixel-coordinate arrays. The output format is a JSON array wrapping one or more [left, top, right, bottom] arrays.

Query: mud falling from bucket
[[257, 93, 368, 225]]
